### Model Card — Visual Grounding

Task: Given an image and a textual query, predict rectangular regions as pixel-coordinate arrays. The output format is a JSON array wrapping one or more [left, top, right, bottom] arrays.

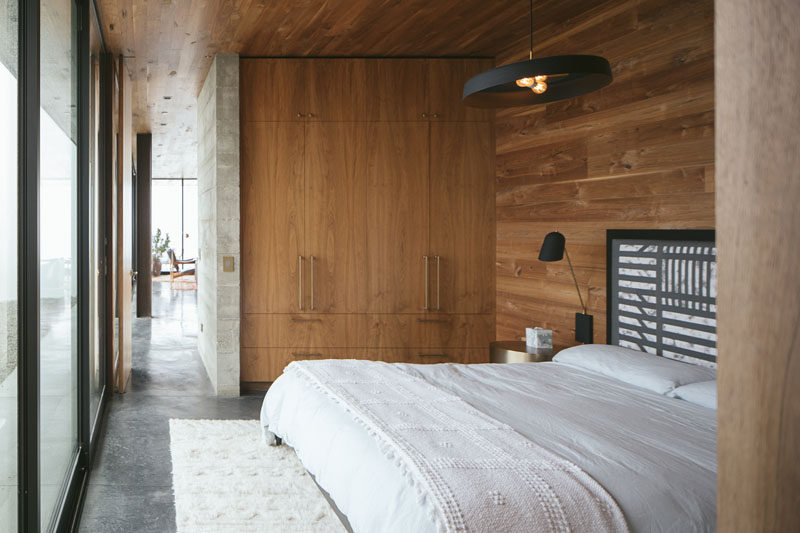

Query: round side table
[[490, 341, 554, 363]]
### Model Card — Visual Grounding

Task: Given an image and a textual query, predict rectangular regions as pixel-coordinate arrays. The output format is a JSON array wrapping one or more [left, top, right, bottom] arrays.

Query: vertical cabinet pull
[[298, 255, 304, 310], [423, 255, 429, 310], [435, 255, 441, 310], [310, 255, 315, 310]]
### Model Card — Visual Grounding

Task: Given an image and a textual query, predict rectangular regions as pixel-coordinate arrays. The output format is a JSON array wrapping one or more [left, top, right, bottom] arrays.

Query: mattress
[[261, 361, 716, 532]]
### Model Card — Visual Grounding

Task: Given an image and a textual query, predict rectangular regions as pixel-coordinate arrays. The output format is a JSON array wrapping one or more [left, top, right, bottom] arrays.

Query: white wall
[[197, 54, 240, 396]]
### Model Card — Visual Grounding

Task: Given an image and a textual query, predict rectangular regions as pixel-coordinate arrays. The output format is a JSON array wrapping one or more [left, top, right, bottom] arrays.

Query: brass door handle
[[298, 255, 304, 310], [423, 255, 429, 310], [434, 255, 440, 310], [310, 255, 315, 311], [291, 317, 322, 323], [292, 352, 324, 357], [296, 112, 305, 118]]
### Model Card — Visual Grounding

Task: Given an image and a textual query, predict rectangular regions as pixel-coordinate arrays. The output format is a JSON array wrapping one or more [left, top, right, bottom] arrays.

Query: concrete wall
[[197, 54, 240, 396]]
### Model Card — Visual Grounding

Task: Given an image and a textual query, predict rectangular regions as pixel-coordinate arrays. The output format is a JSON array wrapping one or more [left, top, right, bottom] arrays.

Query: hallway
[[79, 283, 263, 532]]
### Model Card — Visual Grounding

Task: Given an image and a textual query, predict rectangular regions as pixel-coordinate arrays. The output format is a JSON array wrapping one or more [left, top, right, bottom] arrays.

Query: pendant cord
[[529, 0, 533, 59]]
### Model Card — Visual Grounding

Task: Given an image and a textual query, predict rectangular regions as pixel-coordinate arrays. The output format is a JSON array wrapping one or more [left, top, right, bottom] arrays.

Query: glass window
[[152, 178, 199, 269], [0, 4, 18, 529], [40, 0, 79, 529]]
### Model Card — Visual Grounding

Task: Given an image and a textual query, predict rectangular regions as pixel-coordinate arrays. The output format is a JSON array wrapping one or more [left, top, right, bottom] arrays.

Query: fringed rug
[[169, 419, 346, 532]]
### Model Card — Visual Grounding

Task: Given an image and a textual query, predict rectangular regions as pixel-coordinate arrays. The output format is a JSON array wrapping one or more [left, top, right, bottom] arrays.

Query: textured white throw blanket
[[285, 360, 628, 533]]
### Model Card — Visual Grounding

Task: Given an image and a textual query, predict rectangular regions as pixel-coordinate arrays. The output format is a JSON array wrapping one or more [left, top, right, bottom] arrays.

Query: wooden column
[[136, 133, 152, 317], [716, 0, 800, 530]]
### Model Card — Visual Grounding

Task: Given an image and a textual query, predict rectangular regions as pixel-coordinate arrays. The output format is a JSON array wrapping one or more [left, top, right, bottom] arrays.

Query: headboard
[[606, 229, 717, 368]]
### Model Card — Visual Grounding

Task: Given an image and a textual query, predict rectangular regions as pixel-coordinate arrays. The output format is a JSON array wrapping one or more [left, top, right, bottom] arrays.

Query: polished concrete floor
[[79, 282, 263, 532]]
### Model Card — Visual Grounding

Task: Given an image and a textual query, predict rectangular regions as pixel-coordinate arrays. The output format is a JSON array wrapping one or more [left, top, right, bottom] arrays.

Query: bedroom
[[1, 0, 798, 531]]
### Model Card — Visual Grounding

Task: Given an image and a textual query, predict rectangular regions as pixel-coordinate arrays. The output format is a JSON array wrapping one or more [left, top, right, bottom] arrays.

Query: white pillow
[[553, 344, 716, 394], [668, 380, 717, 409]]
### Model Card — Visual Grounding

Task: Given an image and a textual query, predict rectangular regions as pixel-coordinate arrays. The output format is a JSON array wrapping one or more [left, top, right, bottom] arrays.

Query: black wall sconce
[[538, 231, 593, 343]]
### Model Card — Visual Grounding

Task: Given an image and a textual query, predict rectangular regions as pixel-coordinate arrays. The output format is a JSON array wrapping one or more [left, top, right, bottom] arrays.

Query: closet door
[[241, 121, 305, 313], [429, 122, 495, 314], [305, 123, 369, 313], [239, 59, 308, 122], [426, 59, 494, 122], [365, 123, 430, 313]]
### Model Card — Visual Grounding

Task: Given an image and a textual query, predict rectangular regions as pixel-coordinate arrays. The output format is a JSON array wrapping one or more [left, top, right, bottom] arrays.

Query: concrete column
[[196, 54, 240, 396]]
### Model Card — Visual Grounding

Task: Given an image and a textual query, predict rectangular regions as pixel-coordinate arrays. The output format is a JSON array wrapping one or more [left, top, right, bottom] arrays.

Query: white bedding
[[262, 361, 717, 533]]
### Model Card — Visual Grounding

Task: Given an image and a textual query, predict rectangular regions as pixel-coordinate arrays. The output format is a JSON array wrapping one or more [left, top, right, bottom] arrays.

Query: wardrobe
[[240, 58, 495, 384]]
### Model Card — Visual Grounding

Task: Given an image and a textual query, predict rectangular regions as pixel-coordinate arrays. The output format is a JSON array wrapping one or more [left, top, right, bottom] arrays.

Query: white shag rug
[[169, 419, 346, 533]]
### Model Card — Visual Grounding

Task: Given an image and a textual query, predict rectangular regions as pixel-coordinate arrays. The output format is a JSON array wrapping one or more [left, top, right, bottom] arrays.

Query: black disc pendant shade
[[463, 55, 612, 108]]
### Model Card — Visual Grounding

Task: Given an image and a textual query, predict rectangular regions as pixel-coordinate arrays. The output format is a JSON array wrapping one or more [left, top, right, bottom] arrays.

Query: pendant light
[[463, 0, 613, 108]]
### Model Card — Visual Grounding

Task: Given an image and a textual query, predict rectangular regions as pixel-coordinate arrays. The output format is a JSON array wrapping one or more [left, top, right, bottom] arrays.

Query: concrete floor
[[78, 283, 263, 532]]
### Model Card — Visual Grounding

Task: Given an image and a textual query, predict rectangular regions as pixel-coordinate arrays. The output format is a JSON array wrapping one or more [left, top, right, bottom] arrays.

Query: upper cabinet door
[[365, 60, 428, 121], [365, 123, 430, 313], [426, 59, 494, 122], [304, 123, 369, 313], [306, 59, 372, 121], [240, 59, 308, 121], [241, 122, 305, 313], [429, 122, 495, 314]]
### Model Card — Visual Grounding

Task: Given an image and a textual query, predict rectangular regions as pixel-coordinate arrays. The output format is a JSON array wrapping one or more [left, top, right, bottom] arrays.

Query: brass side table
[[490, 341, 554, 363]]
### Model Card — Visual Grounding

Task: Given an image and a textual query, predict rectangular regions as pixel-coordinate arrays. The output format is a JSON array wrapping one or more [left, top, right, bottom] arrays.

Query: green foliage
[[152, 228, 171, 259]]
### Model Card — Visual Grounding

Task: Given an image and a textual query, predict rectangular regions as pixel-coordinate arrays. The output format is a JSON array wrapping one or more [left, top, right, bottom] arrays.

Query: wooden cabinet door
[[365, 123, 430, 313], [429, 122, 495, 314], [426, 59, 494, 122], [240, 59, 309, 121], [304, 123, 369, 313], [241, 121, 305, 313], [365, 60, 428, 121], [306, 59, 372, 121]]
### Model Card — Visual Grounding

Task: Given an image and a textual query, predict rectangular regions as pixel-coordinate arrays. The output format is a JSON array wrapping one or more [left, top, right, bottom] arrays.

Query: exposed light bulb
[[531, 81, 548, 94], [515, 77, 535, 88], [535, 75, 548, 83]]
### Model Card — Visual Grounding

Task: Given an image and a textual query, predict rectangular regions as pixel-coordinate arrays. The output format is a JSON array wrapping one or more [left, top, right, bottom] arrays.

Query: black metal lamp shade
[[462, 55, 612, 108], [538, 231, 566, 262], [537, 231, 593, 344]]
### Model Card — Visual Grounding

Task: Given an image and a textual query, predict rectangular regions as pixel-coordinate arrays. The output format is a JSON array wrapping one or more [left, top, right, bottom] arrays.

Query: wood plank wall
[[494, 0, 715, 347]]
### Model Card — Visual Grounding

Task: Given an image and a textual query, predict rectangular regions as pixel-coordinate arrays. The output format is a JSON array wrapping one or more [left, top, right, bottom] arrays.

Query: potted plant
[[152, 228, 171, 276]]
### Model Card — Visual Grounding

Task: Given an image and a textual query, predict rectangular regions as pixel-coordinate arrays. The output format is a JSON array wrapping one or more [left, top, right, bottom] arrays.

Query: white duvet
[[261, 361, 716, 533]]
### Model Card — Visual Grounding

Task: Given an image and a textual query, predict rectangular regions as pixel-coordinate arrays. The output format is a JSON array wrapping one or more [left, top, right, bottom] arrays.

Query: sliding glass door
[[0, 3, 19, 529], [39, 0, 80, 529]]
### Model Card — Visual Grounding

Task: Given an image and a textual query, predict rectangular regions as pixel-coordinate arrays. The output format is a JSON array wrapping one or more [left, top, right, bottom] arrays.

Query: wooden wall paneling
[[717, 0, 800, 530], [494, 0, 715, 348], [429, 122, 495, 314], [240, 59, 308, 121], [116, 57, 133, 393], [304, 122, 369, 313], [365, 123, 430, 313], [240, 121, 305, 313], [426, 58, 494, 122]]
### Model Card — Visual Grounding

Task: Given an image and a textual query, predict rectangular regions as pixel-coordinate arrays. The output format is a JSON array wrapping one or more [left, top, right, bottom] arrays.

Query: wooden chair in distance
[[167, 249, 196, 289]]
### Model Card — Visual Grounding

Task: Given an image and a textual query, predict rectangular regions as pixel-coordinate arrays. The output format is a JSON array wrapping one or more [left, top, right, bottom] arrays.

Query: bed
[[261, 230, 718, 532]]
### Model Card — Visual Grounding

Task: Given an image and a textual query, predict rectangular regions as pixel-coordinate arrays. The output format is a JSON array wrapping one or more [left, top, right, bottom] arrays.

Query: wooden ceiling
[[94, 0, 608, 177]]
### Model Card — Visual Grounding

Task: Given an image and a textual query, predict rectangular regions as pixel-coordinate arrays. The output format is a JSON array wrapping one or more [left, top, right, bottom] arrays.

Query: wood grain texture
[[495, 0, 715, 349], [240, 122, 305, 313], [365, 123, 430, 313], [116, 57, 133, 393], [241, 347, 488, 382], [430, 122, 496, 314], [93, 0, 528, 176], [716, 0, 800, 530], [304, 122, 369, 313]]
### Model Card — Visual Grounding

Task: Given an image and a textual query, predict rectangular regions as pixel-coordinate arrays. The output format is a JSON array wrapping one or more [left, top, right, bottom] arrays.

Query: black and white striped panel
[[610, 239, 717, 367]]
